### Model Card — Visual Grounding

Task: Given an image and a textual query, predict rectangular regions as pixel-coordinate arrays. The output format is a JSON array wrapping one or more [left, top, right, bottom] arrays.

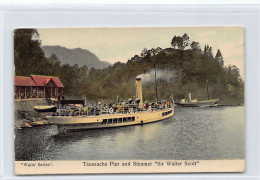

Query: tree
[[130, 55, 141, 61], [204, 45, 213, 57], [145, 47, 162, 58], [228, 65, 241, 81], [215, 49, 224, 67], [176, 36, 183, 50], [204, 45, 207, 55], [141, 48, 148, 58], [209, 47, 213, 58], [150, 48, 156, 56], [14, 29, 46, 76], [171, 35, 188, 50], [147, 48, 156, 57], [171, 36, 177, 49], [190, 41, 201, 52], [154, 47, 162, 55], [46, 53, 61, 76], [181, 33, 190, 49]]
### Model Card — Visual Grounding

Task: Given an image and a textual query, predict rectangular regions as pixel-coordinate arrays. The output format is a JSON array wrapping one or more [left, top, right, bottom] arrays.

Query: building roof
[[14, 75, 64, 88], [50, 77, 64, 88], [31, 75, 64, 88], [14, 76, 37, 87]]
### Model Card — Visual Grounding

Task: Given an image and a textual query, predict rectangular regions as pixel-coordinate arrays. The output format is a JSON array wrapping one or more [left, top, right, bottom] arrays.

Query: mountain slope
[[42, 45, 111, 69]]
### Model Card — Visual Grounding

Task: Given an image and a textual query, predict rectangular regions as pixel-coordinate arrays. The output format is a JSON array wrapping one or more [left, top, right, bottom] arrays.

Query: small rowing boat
[[34, 105, 57, 112]]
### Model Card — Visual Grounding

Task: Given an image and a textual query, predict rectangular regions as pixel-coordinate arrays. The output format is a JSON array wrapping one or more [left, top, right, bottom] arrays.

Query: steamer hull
[[47, 107, 174, 131]]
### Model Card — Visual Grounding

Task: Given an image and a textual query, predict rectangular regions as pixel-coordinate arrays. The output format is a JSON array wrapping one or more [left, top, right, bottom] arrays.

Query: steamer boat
[[175, 92, 219, 107], [175, 80, 219, 107], [46, 78, 174, 131]]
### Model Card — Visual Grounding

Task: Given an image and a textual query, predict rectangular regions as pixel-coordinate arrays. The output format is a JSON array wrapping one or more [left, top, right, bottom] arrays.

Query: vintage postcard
[[14, 27, 245, 174]]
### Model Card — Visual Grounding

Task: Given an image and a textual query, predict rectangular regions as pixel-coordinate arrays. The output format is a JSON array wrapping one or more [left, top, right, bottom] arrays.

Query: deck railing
[[54, 104, 173, 117]]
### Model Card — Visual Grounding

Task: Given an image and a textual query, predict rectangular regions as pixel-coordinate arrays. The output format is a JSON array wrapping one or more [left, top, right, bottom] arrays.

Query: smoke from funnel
[[136, 69, 177, 83]]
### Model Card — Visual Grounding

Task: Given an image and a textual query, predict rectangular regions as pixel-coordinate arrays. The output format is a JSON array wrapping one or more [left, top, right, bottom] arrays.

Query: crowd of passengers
[[55, 99, 174, 116]]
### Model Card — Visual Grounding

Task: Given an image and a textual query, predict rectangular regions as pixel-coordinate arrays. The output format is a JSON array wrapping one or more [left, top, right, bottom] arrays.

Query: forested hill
[[14, 29, 244, 105], [80, 47, 243, 105], [42, 45, 111, 69]]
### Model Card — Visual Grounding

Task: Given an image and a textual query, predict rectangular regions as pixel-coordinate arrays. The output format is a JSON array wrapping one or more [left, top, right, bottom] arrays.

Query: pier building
[[14, 75, 64, 100]]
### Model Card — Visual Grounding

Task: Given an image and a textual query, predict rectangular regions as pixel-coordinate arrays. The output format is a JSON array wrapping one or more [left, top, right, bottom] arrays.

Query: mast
[[206, 79, 209, 100], [154, 64, 158, 103]]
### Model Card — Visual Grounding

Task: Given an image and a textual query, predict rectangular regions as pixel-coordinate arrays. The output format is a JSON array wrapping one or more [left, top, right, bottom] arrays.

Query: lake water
[[15, 106, 245, 161]]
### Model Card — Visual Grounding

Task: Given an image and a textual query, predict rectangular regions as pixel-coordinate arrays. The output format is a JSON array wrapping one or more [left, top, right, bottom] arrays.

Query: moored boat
[[175, 92, 219, 107], [34, 105, 57, 112], [176, 99, 219, 107]]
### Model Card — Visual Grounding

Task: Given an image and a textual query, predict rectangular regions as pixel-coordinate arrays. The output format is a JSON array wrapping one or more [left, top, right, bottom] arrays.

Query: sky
[[37, 27, 244, 78]]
